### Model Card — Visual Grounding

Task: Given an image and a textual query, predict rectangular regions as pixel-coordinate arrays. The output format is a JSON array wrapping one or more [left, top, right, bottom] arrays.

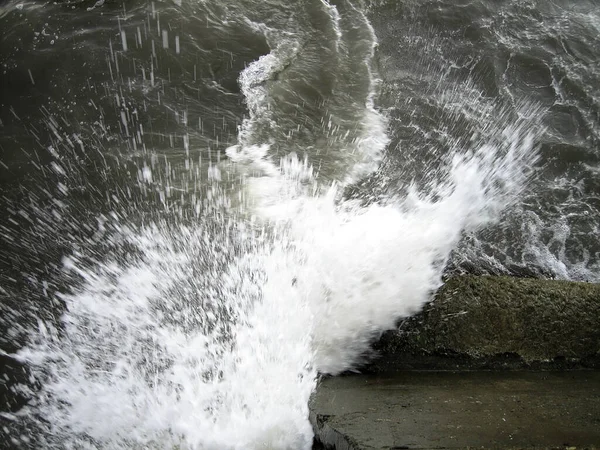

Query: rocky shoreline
[[371, 275, 600, 371], [310, 275, 600, 449]]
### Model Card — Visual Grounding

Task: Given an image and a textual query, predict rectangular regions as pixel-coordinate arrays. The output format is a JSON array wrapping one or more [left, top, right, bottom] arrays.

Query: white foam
[[18, 223, 317, 449], [237, 41, 301, 147]]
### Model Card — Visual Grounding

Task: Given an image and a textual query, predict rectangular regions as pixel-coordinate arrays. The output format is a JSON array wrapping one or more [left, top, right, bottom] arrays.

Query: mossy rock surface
[[370, 275, 600, 371]]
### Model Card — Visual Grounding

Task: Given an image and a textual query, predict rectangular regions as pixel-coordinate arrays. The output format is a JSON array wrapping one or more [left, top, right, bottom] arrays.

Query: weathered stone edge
[[310, 410, 360, 450]]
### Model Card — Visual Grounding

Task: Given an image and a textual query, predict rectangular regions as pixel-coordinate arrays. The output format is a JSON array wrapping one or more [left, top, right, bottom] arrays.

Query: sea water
[[1, 0, 597, 448]]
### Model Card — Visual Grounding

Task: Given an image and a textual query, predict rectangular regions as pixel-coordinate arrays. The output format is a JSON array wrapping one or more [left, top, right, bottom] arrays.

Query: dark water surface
[[366, 0, 600, 280], [0, 0, 598, 448]]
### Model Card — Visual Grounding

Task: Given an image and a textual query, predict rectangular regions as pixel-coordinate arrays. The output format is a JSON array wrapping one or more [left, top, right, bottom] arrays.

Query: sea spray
[[7, 0, 542, 448], [229, 127, 537, 375], [16, 220, 317, 449], [14, 120, 537, 449]]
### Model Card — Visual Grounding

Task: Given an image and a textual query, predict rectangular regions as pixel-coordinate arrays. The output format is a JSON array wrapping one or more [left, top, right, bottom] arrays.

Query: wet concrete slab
[[310, 371, 600, 449]]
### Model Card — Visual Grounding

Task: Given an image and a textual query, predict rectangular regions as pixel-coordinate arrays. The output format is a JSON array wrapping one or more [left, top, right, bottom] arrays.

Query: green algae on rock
[[371, 275, 600, 371]]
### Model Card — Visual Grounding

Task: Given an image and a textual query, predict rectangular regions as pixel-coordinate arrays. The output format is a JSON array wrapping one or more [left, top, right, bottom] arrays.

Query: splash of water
[[12, 125, 538, 450], [8, 1, 540, 449]]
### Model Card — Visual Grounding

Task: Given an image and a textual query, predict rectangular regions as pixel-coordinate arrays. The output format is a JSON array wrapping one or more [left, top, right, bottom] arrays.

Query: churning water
[[0, 0, 598, 448]]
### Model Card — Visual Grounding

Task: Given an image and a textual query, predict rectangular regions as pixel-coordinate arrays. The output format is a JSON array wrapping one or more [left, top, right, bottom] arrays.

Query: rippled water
[[0, 0, 597, 448], [368, 0, 600, 280]]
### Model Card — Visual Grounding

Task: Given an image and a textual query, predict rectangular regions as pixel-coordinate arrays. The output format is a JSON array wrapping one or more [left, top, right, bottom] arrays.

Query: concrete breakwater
[[310, 275, 600, 449]]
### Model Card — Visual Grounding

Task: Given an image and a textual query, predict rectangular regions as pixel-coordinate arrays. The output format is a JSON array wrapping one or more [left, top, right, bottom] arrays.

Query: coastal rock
[[310, 276, 600, 449], [369, 275, 600, 371]]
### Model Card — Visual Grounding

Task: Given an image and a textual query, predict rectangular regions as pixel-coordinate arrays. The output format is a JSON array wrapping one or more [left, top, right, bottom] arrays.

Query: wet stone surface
[[310, 371, 600, 450]]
